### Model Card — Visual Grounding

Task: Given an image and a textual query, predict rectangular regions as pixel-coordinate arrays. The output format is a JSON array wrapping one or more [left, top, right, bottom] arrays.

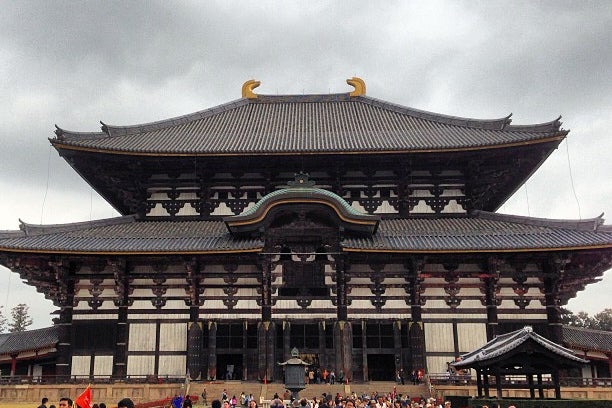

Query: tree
[[0, 306, 7, 333], [592, 308, 612, 331], [562, 308, 612, 332], [8, 303, 33, 332]]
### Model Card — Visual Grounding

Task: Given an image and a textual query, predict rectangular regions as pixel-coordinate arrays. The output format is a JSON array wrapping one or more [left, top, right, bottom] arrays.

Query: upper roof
[[52, 92, 567, 156], [562, 325, 612, 353], [1, 211, 610, 255], [452, 326, 588, 368], [0, 326, 59, 356]]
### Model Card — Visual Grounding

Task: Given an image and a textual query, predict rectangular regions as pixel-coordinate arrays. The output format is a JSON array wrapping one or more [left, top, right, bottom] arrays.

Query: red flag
[[74, 385, 92, 408]]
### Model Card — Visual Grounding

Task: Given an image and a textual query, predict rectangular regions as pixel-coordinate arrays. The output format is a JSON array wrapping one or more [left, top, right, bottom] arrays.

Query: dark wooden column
[[50, 260, 74, 380], [110, 259, 130, 379], [543, 258, 566, 343], [475, 368, 483, 397], [393, 321, 402, 374], [334, 255, 351, 379], [409, 259, 426, 372], [334, 321, 352, 382], [483, 257, 500, 340], [335, 255, 348, 321], [257, 255, 275, 381], [185, 259, 203, 379], [208, 321, 217, 380]]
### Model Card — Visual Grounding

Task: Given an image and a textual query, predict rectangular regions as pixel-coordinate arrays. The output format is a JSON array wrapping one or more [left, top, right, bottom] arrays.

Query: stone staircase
[[185, 381, 430, 405]]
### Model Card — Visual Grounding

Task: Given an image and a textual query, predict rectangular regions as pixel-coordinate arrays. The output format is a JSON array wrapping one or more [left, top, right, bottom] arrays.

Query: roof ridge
[[100, 98, 249, 137], [473, 210, 605, 231], [19, 215, 137, 237], [506, 116, 566, 133], [358, 95, 513, 130], [563, 324, 612, 334]]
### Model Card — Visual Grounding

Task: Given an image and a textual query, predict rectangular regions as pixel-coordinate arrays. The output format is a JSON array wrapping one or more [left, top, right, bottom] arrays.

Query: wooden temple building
[[1, 78, 611, 382]]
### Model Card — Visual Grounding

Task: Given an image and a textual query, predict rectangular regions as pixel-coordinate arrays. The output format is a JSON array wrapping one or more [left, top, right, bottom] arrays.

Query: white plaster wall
[[427, 356, 451, 375], [425, 323, 454, 352], [159, 355, 187, 376], [128, 323, 157, 351], [457, 323, 487, 353], [93, 355, 114, 377], [159, 323, 187, 352], [71, 356, 91, 377], [127, 355, 155, 377]]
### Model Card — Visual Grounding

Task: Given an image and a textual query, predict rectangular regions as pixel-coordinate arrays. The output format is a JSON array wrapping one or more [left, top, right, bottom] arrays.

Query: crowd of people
[[35, 390, 521, 408], [36, 397, 131, 408]]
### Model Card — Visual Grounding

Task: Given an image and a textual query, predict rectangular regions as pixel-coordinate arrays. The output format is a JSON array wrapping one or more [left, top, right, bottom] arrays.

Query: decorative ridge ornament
[[242, 79, 260, 99], [347, 77, 366, 97]]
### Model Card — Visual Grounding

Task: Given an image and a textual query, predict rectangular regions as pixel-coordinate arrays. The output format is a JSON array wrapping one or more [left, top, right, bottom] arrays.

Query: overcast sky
[[1, 1, 611, 329]]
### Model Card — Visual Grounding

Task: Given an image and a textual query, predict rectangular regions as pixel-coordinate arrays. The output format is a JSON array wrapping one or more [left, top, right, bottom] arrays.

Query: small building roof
[[0, 326, 59, 356], [52, 93, 566, 156], [452, 326, 588, 369], [562, 325, 612, 354]]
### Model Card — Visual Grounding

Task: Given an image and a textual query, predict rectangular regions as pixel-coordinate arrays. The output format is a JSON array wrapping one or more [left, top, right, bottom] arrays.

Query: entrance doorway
[[217, 354, 243, 380], [367, 354, 395, 381]]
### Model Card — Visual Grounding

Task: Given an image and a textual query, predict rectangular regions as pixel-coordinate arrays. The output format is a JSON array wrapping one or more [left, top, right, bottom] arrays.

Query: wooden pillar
[[495, 370, 502, 399], [409, 259, 426, 372], [537, 374, 544, 399], [283, 321, 291, 362], [208, 321, 217, 380], [110, 259, 130, 380], [528, 374, 535, 399], [334, 321, 352, 383], [50, 261, 74, 381], [483, 369, 490, 398], [258, 255, 275, 381], [10, 355, 17, 376], [552, 368, 561, 399], [334, 255, 351, 379], [393, 321, 402, 373], [185, 259, 202, 380], [544, 259, 568, 343], [483, 257, 500, 340], [335, 256, 347, 321], [318, 321, 326, 369], [475, 369, 483, 397], [361, 321, 368, 381]]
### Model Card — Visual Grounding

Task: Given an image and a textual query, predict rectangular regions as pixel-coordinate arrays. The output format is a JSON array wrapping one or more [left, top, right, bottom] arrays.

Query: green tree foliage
[[8, 303, 33, 332], [562, 308, 612, 331], [0, 306, 7, 333]]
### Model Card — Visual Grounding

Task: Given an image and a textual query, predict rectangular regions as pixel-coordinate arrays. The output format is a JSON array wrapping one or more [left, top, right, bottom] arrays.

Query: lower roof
[[0, 211, 611, 255], [0, 326, 59, 356]]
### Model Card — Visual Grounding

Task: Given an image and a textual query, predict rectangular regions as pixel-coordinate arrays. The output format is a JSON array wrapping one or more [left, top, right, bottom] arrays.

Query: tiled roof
[[0, 326, 59, 356], [562, 325, 612, 353], [453, 326, 588, 368], [52, 94, 566, 155], [0, 211, 610, 254], [0, 216, 262, 254], [343, 211, 612, 252]]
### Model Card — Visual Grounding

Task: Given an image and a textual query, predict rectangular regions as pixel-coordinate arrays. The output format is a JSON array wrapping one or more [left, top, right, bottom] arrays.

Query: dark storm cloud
[[0, 1, 610, 326]]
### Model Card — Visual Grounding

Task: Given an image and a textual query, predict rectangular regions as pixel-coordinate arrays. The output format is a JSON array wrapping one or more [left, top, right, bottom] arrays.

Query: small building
[[452, 325, 588, 399], [0, 327, 59, 381], [1, 78, 611, 382], [562, 325, 612, 382]]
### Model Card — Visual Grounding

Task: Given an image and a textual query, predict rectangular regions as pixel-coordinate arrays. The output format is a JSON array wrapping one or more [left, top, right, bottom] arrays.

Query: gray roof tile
[[453, 326, 587, 367], [0, 326, 59, 355], [562, 325, 612, 353], [52, 94, 566, 155], [0, 212, 610, 254]]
